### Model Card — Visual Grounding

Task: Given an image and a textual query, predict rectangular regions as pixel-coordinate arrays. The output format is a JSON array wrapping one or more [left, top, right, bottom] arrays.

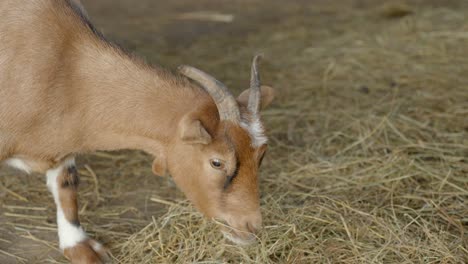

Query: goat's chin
[[222, 231, 257, 246]]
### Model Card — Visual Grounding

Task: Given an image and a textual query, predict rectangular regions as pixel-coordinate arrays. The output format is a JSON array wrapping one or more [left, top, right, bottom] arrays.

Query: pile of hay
[[1, 1, 467, 263]]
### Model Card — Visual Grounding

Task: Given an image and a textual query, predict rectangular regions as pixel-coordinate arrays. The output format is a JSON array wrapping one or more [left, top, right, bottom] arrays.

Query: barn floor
[[1, 0, 467, 263]]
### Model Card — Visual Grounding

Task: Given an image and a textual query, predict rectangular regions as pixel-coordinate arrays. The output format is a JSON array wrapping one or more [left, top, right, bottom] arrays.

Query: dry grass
[[1, 0, 467, 263]]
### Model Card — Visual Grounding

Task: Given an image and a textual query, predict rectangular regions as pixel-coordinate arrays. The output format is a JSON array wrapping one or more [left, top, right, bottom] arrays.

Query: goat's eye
[[210, 159, 224, 170]]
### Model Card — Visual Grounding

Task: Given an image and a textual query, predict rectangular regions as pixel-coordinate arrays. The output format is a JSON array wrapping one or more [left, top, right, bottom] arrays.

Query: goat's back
[[0, 0, 93, 159]]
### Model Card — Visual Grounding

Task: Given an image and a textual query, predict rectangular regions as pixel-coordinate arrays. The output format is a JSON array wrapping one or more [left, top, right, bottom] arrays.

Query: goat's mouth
[[219, 224, 258, 246], [213, 212, 262, 245], [221, 230, 257, 246]]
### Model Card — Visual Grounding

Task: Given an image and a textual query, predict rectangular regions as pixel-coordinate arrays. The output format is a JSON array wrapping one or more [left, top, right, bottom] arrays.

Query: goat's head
[[155, 56, 274, 245]]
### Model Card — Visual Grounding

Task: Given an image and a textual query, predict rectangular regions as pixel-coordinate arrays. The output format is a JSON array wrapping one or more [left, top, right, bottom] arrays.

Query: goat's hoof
[[63, 239, 110, 264]]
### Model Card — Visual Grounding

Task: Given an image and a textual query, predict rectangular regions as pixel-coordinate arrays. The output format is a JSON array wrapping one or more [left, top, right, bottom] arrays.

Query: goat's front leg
[[46, 158, 109, 264]]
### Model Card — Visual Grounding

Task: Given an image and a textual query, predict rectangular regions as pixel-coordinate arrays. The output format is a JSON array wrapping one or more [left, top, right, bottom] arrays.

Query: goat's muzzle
[[219, 211, 262, 246]]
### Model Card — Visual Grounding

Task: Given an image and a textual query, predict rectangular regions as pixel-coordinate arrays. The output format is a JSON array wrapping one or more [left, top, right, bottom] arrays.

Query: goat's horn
[[178, 65, 240, 123], [248, 54, 262, 115]]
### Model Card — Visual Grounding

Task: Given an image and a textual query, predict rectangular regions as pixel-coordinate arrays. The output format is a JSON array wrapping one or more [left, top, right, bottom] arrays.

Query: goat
[[0, 0, 275, 262]]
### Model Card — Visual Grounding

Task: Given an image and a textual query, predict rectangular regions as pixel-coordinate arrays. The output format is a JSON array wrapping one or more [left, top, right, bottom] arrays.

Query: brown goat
[[0, 0, 275, 262]]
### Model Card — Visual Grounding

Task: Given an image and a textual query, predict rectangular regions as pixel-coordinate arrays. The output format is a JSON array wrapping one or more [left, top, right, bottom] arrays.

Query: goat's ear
[[237, 85, 275, 110], [180, 118, 212, 145]]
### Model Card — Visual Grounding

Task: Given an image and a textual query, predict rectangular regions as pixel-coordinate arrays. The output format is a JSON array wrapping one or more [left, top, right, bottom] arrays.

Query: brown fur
[[0, 0, 275, 260], [57, 165, 80, 225], [0, 0, 206, 164], [63, 239, 109, 264]]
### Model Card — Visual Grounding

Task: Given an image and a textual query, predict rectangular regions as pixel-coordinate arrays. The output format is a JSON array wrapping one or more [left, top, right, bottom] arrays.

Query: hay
[[1, 0, 467, 263]]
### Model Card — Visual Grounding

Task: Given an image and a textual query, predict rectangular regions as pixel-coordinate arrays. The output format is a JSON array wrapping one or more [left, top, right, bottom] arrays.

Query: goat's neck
[[73, 41, 208, 156]]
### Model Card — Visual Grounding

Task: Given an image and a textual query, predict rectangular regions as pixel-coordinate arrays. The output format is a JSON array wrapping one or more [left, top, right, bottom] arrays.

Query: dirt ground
[[1, 0, 467, 263]]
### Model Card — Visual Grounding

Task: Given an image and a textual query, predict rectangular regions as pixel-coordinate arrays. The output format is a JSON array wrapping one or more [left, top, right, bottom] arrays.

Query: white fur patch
[[46, 158, 87, 249], [56, 208, 88, 249], [6, 158, 32, 174], [241, 116, 268, 147]]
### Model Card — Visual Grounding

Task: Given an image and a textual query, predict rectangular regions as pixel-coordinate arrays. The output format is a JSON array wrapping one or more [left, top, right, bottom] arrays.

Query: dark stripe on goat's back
[[64, 0, 107, 41]]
